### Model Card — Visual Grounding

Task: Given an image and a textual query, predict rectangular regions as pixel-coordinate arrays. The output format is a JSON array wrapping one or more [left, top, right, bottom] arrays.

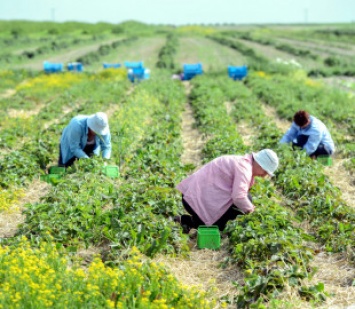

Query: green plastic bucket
[[40, 174, 63, 184], [197, 225, 220, 250], [317, 155, 332, 166], [102, 165, 119, 178], [49, 166, 66, 175]]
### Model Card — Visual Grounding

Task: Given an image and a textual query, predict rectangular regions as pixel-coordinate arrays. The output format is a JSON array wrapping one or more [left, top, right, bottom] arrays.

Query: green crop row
[[76, 37, 138, 65], [208, 34, 296, 76], [8, 74, 190, 259], [215, 73, 355, 259], [156, 33, 179, 70]]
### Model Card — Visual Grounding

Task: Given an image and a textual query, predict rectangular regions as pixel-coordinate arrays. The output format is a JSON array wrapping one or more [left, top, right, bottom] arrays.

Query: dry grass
[[7, 105, 43, 119], [0, 179, 50, 238], [0, 88, 16, 98], [154, 238, 243, 308], [180, 103, 206, 166], [261, 104, 290, 133]]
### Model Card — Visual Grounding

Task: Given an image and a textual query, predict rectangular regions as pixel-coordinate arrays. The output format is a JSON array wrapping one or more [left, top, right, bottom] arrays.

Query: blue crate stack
[[43, 61, 63, 73], [182, 63, 203, 81], [103, 63, 122, 69], [67, 62, 83, 72], [227, 65, 248, 80], [124, 61, 149, 82]]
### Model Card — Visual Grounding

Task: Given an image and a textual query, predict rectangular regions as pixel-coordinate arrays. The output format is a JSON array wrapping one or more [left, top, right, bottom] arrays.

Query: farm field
[[176, 36, 247, 71], [0, 20, 355, 308], [238, 39, 320, 70]]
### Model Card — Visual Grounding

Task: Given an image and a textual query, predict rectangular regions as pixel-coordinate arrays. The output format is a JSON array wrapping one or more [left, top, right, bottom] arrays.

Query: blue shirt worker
[[280, 110, 335, 158], [58, 112, 112, 167]]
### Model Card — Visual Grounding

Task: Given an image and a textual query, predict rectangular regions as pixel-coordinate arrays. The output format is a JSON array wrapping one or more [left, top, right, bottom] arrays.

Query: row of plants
[[208, 34, 295, 75], [206, 70, 355, 260], [0, 73, 86, 150], [234, 73, 355, 260], [156, 33, 179, 70], [12, 75, 186, 255], [216, 30, 355, 77], [0, 70, 130, 189], [0, 72, 215, 308], [302, 28, 355, 45], [187, 75, 323, 307], [76, 37, 138, 65], [0, 35, 108, 65], [236, 31, 319, 60]]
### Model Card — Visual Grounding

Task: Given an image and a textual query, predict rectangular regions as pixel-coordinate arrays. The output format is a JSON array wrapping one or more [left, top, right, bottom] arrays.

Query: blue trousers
[[292, 135, 331, 157]]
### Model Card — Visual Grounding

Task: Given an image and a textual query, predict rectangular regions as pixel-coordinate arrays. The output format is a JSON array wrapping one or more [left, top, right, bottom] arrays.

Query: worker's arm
[[280, 124, 298, 144], [93, 133, 112, 159], [234, 196, 255, 214]]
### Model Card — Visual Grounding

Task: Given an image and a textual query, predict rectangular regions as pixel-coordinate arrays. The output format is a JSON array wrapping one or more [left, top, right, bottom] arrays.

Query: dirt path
[[180, 103, 205, 166], [0, 89, 16, 99], [0, 180, 50, 238], [225, 101, 255, 147]]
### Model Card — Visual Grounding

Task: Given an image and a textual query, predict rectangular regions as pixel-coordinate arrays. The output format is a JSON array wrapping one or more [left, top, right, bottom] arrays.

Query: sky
[[0, 0, 354, 25]]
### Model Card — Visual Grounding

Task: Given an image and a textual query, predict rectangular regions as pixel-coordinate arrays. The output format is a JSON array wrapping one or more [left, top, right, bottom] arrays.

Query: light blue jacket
[[280, 116, 335, 155], [60, 115, 111, 165]]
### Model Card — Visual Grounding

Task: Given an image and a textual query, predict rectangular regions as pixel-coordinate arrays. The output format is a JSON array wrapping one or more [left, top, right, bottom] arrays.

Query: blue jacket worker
[[58, 112, 112, 167], [280, 110, 335, 159]]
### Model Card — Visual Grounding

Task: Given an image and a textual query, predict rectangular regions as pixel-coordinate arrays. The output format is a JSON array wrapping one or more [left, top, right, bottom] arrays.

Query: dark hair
[[293, 110, 310, 127]]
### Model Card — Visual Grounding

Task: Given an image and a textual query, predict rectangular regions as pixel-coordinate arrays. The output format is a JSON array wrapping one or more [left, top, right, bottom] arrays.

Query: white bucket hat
[[87, 112, 109, 135], [253, 149, 279, 176]]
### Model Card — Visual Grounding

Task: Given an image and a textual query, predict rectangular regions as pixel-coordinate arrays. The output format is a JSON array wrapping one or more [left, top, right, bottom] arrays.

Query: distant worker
[[174, 149, 279, 233], [58, 112, 111, 167], [280, 110, 335, 159]]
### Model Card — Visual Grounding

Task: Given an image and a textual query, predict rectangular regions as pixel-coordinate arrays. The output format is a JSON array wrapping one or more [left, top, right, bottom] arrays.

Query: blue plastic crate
[[124, 61, 144, 69], [43, 61, 63, 73], [228, 65, 248, 80], [103, 63, 121, 69], [182, 63, 203, 81], [127, 67, 150, 82], [67, 62, 83, 72]]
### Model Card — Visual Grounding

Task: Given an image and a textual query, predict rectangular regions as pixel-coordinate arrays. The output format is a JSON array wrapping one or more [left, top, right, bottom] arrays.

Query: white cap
[[253, 149, 279, 176], [87, 112, 109, 135]]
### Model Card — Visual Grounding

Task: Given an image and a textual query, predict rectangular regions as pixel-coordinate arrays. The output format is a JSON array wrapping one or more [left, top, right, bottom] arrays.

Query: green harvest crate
[[317, 155, 332, 166], [49, 166, 66, 175], [40, 174, 63, 184], [197, 225, 221, 250], [102, 165, 119, 178]]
